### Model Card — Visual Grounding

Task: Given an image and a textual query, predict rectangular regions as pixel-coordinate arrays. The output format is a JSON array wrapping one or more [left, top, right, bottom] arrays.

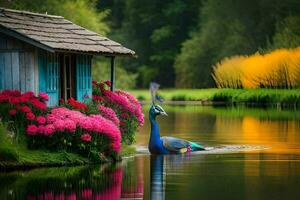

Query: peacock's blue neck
[[149, 114, 161, 144]]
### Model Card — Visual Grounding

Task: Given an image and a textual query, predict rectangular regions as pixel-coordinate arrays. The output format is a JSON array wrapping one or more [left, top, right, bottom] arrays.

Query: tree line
[[2, 0, 300, 88]]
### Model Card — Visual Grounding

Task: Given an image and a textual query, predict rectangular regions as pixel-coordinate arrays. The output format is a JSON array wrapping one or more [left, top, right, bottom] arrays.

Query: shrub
[[92, 80, 144, 144], [212, 48, 300, 89]]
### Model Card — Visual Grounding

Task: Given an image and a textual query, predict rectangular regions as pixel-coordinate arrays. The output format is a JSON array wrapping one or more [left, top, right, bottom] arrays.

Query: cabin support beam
[[110, 56, 115, 92]]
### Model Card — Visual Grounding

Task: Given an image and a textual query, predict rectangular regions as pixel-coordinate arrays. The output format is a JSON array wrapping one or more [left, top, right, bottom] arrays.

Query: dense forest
[[1, 0, 300, 88]]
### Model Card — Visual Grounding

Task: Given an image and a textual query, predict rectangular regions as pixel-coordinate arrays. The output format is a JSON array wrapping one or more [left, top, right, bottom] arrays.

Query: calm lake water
[[1, 105, 300, 200]]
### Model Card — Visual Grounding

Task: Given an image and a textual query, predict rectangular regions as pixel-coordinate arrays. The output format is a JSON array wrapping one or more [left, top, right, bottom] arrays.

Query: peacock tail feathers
[[189, 142, 205, 151]]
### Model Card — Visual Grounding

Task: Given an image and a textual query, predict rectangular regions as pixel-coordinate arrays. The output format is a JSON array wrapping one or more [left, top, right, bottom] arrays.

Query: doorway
[[59, 54, 76, 101]]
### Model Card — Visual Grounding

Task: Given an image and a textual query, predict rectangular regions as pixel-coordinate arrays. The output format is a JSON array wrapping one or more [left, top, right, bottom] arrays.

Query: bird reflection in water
[[150, 154, 191, 200]]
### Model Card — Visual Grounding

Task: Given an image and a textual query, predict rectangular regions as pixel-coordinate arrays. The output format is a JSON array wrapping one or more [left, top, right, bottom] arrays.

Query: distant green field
[[129, 88, 300, 107]]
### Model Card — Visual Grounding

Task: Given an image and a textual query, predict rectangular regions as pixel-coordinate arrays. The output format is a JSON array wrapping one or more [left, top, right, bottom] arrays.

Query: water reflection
[[0, 164, 123, 200], [150, 155, 165, 200], [1, 105, 300, 200]]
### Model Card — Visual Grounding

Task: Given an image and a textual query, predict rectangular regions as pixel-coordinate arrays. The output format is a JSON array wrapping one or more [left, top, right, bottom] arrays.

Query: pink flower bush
[[116, 90, 144, 126], [98, 105, 120, 126], [92, 80, 144, 144], [44, 107, 121, 152]]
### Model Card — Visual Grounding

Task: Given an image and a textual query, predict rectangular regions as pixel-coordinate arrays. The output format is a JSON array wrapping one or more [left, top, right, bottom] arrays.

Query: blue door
[[76, 55, 92, 102], [38, 52, 59, 106]]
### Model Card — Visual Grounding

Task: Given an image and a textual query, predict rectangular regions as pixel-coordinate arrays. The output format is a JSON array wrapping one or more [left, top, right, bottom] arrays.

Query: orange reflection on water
[[242, 117, 300, 154]]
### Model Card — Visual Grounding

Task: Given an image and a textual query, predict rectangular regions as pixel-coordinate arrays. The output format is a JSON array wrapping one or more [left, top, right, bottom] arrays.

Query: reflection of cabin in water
[[0, 8, 135, 106]]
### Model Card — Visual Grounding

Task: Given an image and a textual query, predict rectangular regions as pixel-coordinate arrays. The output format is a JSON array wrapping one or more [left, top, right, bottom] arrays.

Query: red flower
[[36, 116, 46, 124], [81, 133, 92, 142], [30, 99, 47, 110], [38, 92, 49, 102], [18, 105, 31, 113], [26, 124, 38, 135], [9, 97, 20, 104], [26, 112, 35, 121], [120, 121, 126, 127], [9, 109, 17, 116], [59, 98, 65, 104], [67, 98, 88, 111], [104, 80, 111, 87]]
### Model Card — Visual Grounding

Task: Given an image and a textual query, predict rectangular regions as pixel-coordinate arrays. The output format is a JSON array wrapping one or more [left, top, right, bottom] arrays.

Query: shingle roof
[[0, 8, 135, 56]]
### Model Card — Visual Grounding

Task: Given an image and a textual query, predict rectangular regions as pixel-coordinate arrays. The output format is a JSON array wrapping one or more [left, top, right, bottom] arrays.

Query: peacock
[[148, 83, 205, 154]]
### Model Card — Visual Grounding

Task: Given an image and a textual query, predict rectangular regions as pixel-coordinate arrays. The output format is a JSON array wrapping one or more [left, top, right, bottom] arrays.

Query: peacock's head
[[149, 104, 168, 118]]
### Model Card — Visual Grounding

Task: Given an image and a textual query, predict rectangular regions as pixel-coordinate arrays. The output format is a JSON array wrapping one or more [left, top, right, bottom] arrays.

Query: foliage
[[92, 57, 137, 90], [213, 48, 300, 89], [129, 88, 300, 107], [0, 0, 109, 35], [271, 15, 300, 49], [175, 0, 300, 88], [2, 0, 300, 89], [100, 0, 203, 88]]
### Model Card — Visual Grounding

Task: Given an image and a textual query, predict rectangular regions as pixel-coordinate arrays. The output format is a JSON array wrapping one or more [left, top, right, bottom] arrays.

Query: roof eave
[[0, 25, 55, 53], [54, 48, 137, 58]]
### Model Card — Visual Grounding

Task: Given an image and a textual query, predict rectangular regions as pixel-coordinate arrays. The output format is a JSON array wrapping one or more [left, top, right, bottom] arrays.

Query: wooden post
[[110, 56, 115, 91]]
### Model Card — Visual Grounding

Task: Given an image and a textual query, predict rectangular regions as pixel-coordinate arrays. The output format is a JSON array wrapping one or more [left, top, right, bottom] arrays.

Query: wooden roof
[[0, 8, 135, 56]]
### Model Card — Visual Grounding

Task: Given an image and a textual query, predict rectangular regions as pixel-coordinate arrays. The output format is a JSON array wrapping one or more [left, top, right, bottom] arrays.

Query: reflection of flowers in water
[[25, 165, 123, 200], [121, 156, 144, 199]]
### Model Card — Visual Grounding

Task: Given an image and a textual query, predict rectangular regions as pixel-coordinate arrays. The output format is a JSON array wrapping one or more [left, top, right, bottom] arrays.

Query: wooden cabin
[[0, 8, 135, 106]]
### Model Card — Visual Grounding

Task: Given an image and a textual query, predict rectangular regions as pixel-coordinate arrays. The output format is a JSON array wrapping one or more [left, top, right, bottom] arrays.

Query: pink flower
[[98, 105, 120, 126], [38, 125, 45, 134], [65, 119, 76, 133], [9, 109, 17, 116], [36, 116, 46, 124], [81, 133, 92, 142], [26, 112, 35, 121], [44, 124, 55, 136], [27, 125, 38, 135], [38, 92, 49, 102], [53, 119, 65, 132]]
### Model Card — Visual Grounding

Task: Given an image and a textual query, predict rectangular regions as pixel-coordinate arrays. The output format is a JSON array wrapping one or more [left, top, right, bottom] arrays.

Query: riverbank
[[129, 89, 300, 107], [0, 124, 136, 172]]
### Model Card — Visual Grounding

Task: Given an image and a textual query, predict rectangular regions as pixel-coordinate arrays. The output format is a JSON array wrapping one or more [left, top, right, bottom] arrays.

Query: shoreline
[[0, 145, 136, 172], [140, 100, 299, 109], [129, 88, 300, 109]]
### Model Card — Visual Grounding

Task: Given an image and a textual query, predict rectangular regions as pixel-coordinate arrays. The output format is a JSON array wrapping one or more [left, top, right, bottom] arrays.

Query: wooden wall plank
[[11, 52, 20, 89], [4, 52, 12, 89], [0, 53, 4, 90], [24, 52, 35, 92], [19, 52, 26, 92], [38, 51, 46, 93]]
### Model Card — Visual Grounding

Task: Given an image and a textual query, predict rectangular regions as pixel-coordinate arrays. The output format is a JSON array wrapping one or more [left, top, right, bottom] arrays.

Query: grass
[[0, 122, 137, 171], [129, 88, 300, 107], [0, 123, 90, 171]]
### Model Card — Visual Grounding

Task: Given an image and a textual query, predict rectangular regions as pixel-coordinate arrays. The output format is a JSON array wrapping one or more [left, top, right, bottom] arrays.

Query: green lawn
[[129, 88, 300, 107]]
